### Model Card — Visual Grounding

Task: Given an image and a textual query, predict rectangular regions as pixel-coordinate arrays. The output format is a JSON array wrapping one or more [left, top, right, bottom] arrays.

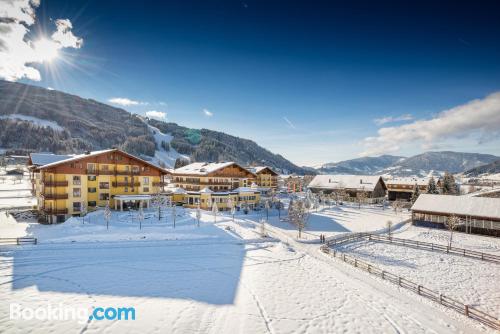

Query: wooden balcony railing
[[115, 170, 140, 176], [43, 180, 68, 187], [153, 181, 168, 187], [112, 182, 140, 187], [42, 193, 69, 200], [42, 208, 68, 215]]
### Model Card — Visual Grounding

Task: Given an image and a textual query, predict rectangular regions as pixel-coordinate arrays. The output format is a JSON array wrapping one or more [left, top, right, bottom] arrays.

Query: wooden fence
[[0, 237, 37, 245], [322, 234, 500, 330], [326, 233, 500, 264]]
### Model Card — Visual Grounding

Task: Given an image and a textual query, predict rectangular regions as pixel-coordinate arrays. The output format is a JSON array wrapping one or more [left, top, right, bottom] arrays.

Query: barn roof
[[411, 194, 500, 219], [246, 166, 278, 176], [308, 174, 385, 192]]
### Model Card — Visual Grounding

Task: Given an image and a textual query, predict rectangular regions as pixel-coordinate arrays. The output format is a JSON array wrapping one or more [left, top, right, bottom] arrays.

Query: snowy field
[[0, 170, 35, 210], [335, 239, 500, 317], [0, 205, 496, 333]]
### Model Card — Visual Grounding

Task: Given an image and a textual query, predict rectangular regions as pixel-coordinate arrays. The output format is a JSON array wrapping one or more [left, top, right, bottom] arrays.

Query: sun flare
[[34, 38, 60, 62]]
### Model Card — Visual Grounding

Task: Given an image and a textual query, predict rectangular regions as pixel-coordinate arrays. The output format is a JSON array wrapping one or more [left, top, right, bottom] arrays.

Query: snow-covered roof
[[247, 166, 278, 175], [308, 175, 384, 191], [411, 194, 500, 220], [199, 187, 213, 194], [385, 177, 430, 186], [233, 187, 259, 193], [173, 161, 255, 176], [36, 148, 168, 173], [29, 153, 73, 166], [114, 194, 152, 200]]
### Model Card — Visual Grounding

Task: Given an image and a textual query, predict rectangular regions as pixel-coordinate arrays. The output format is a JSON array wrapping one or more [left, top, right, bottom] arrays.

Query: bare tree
[[81, 202, 87, 224], [171, 203, 177, 228], [289, 199, 309, 238], [392, 200, 404, 218], [446, 215, 460, 248], [196, 204, 201, 227], [357, 192, 367, 209], [104, 201, 111, 230], [212, 200, 219, 223], [386, 220, 393, 239], [259, 218, 267, 237], [137, 205, 144, 230]]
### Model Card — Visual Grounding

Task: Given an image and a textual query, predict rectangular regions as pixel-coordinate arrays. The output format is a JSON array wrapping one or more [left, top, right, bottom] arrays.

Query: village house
[[385, 177, 441, 201], [29, 149, 168, 223], [246, 166, 279, 192], [308, 175, 387, 202], [411, 194, 500, 236], [171, 162, 261, 210]]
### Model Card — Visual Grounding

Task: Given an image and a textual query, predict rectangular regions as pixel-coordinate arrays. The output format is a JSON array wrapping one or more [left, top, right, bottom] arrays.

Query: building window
[[88, 175, 96, 181], [73, 202, 81, 211], [88, 201, 96, 207], [73, 188, 81, 197], [101, 165, 109, 171], [88, 187, 96, 193], [99, 182, 109, 189], [143, 177, 149, 185], [99, 193, 109, 201], [73, 176, 81, 185], [143, 187, 149, 193], [124, 187, 128, 193]]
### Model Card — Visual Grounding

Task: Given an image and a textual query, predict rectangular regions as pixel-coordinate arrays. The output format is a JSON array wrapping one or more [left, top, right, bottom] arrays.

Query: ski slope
[[147, 124, 190, 168]]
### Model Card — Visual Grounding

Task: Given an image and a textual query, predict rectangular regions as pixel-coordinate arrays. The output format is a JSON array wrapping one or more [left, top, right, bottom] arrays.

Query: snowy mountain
[[316, 152, 500, 177], [464, 159, 500, 177], [0, 80, 308, 173], [316, 155, 404, 175]]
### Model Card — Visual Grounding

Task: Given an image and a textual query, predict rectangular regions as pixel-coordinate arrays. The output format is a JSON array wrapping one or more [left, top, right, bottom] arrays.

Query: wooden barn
[[411, 194, 500, 236], [308, 175, 387, 200]]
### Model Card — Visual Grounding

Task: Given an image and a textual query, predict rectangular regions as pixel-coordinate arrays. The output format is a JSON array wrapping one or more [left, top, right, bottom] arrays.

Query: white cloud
[[108, 97, 143, 106], [0, 0, 83, 81], [361, 92, 500, 156], [373, 113, 413, 126], [283, 116, 296, 129], [51, 19, 83, 48], [203, 108, 213, 117], [145, 110, 166, 120]]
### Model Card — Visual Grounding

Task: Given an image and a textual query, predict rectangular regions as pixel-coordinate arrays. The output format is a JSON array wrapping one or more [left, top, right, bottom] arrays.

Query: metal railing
[[42, 180, 68, 187], [41, 193, 69, 200]]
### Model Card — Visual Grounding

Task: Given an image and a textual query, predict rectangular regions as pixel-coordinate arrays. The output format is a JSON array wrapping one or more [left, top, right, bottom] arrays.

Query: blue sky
[[5, 0, 500, 165]]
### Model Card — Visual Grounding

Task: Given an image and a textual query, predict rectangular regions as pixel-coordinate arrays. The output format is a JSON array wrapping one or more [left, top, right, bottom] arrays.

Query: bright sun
[[34, 38, 59, 62]]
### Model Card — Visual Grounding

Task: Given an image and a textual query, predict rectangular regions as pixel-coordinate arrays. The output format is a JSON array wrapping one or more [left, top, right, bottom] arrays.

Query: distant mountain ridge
[[316, 151, 500, 176], [0, 80, 308, 174], [464, 159, 500, 177], [317, 155, 404, 175]]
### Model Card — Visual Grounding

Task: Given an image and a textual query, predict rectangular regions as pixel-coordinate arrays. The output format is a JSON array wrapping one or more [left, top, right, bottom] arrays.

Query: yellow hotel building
[[170, 162, 261, 210], [29, 149, 168, 223]]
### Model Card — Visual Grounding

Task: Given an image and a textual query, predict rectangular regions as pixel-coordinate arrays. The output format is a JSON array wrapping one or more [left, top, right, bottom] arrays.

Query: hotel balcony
[[42, 208, 68, 215], [112, 182, 140, 187], [115, 170, 140, 176], [43, 180, 69, 187], [42, 193, 69, 200]]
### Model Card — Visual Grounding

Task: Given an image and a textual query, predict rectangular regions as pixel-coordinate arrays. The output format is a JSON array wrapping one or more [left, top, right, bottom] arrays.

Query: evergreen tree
[[411, 183, 420, 203], [427, 177, 439, 194], [174, 158, 189, 169], [442, 172, 457, 195]]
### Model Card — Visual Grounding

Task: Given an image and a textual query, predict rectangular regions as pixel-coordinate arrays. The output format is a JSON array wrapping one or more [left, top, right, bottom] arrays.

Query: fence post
[[367, 264, 371, 273], [417, 285, 421, 295], [465, 305, 469, 317], [398, 277, 402, 286], [381, 271, 385, 279], [343, 254, 346, 262], [481, 253, 484, 260], [34, 238, 37, 245], [16, 238, 19, 245], [439, 294, 443, 304], [354, 259, 357, 267]]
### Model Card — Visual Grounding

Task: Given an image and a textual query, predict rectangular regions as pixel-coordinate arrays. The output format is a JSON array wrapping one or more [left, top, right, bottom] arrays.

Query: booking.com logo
[[10, 303, 136, 324]]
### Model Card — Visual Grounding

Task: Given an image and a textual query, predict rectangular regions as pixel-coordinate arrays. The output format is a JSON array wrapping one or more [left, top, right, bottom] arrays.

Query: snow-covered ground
[[0, 171, 35, 209], [148, 124, 190, 168], [0, 114, 63, 131], [335, 240, 500, 317], [0, 205, 496, 333]]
